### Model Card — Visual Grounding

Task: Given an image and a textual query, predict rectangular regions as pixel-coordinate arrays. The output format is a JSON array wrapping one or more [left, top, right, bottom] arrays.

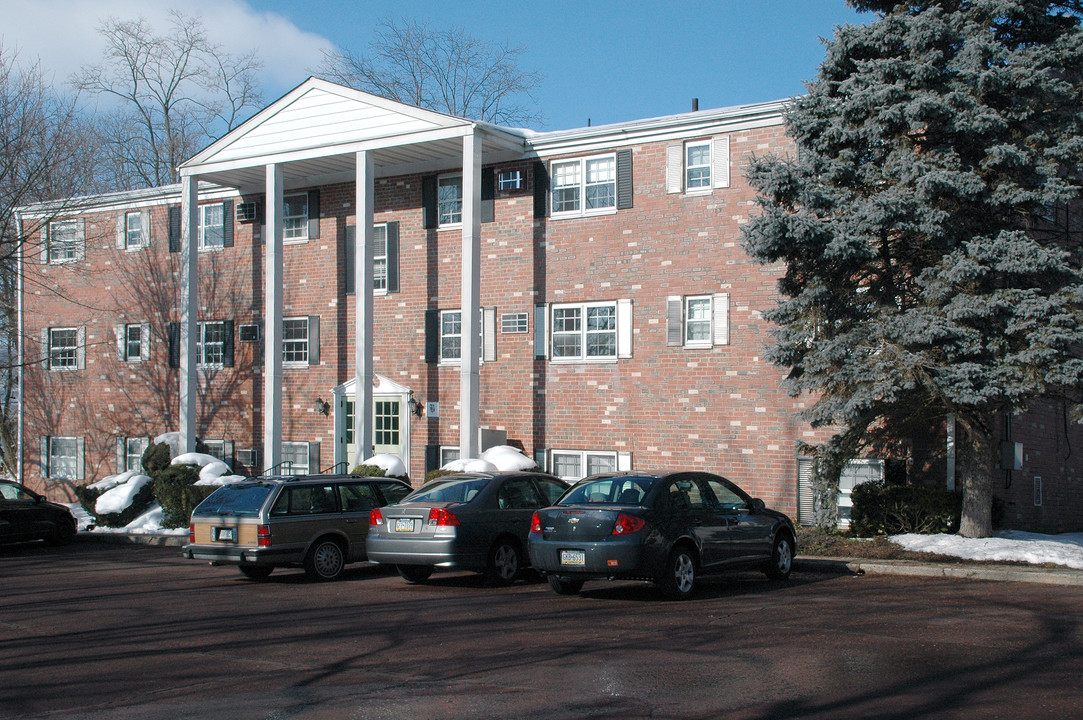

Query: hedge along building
[[17, 77, 1080, 531]]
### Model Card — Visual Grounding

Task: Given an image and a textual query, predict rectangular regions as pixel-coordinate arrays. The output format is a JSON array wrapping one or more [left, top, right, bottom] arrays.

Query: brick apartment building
[[16, 78, 1083, 531]]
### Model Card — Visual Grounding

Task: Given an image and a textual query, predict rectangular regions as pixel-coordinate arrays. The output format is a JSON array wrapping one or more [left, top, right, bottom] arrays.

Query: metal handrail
[[323, 461, 350, 474], [261, 460, 294, 476]]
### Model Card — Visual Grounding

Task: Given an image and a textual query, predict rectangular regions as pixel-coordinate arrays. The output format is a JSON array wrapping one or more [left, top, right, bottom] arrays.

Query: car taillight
[[370, 508, 384, 526], [257, 525, 271, 547], [611, 513, 646, 535], [427, 508, 460, 526], [188, 523, 195, 543], [530, 512, 542, 534]]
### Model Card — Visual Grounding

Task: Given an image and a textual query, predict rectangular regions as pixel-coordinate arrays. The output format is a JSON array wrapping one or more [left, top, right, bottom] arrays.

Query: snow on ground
[[890, 531, 1083, 569]]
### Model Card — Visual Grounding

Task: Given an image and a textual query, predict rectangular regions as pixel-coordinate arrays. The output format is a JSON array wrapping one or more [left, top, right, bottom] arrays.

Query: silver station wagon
[[183, 474, 412, 581]]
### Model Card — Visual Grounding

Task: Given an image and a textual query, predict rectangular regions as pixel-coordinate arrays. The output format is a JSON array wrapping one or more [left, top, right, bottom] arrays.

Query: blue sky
[[7, 0, 870, 132]]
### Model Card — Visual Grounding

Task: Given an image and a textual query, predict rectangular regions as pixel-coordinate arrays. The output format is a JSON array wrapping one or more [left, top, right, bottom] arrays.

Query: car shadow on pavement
[[571, 570, 841, 602]]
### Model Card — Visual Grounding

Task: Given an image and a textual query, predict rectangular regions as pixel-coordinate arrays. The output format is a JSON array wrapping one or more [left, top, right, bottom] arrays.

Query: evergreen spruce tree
[[743, 1, 1083, 537]]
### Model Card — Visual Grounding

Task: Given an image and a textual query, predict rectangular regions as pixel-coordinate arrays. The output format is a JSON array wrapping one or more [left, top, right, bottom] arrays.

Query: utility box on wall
[[1000, 441, 1023, 471]]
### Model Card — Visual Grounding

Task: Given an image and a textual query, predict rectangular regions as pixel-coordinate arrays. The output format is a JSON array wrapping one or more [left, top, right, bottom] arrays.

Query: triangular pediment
[[333, 374, 412, 396]]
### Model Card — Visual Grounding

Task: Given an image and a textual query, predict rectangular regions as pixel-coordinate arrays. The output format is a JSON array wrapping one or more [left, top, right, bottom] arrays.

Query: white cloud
[[1, 0, 334, 97]]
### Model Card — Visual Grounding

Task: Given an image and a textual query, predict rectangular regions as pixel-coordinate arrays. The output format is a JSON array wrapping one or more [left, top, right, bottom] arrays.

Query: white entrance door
[[342, 396, 405, 470]]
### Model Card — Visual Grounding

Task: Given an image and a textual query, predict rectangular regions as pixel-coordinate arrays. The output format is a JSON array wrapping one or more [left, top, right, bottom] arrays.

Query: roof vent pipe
[[692, 98, 699, 112]]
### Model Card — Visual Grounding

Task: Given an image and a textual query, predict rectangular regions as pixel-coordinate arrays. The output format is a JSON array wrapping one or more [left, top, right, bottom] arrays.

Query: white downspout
[[14, 210, 24, 483]]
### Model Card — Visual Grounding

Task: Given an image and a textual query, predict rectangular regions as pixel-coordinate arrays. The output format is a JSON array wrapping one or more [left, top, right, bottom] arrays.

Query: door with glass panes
[[344, 397, 404, 468]]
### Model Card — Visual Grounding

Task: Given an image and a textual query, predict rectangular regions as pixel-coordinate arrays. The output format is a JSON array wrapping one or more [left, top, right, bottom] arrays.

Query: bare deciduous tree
[[317, 18, 543, 126], [73, 11, 263, 190]]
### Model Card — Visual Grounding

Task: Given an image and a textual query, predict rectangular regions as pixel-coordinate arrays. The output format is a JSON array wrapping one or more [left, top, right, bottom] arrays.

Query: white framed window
[[498, 170, 522, 191], [48, 327, 80, 370], [282, 441, 310, 476], [551, 450, 619, 482], [440, 310, 462, 362], [48, 220, 81, 263], [283, 317, 310, 365], [126, 437, 148, 473], [551, 154, 616, 217], [123, 324, 143, 362], [125, 211, 146, 249], [438, 175, 463, 226], [685, 141, 712, 191], [198, 204, 225, 249], [552, 302, 617, 360], [283, 193, 309, 242], [501, 312, 528, 334], [198, 321, 227, 366], [372, 224, 389, 292], [46, 436, 80, 480], [667, 294, 730, 348], [440, 446, 460, 467]]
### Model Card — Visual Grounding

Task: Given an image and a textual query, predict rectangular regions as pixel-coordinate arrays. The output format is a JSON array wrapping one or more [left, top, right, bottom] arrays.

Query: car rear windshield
[[404, 477, 491, 504], [192, 483, 276, 517], [559, 476, 657, 506]]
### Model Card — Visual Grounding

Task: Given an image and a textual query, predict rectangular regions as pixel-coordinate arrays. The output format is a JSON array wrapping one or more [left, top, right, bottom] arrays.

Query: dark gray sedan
[[0, 480, 77, 546], [366, 471, 569, 584], [527, 471, 796, 600]]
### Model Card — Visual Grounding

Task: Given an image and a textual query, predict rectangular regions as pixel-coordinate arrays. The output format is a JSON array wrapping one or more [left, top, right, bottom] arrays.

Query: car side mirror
[[751, 498, 766, 513]]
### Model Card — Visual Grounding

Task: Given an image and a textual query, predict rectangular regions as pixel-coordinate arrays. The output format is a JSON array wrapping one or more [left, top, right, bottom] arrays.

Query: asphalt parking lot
[[3, 541, 1083, 720]]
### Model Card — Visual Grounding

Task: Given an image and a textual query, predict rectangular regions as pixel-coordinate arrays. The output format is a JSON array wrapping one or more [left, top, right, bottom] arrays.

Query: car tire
[[764, 532, 794, 581], [239, 565, 274, 580], [657, 545, 697, 600], [485, 539, 522, 585], [304, 538, 345, 581], [397, 564, 434, 583], [45, 518, 76, 546], [547, 575, 585, 595]]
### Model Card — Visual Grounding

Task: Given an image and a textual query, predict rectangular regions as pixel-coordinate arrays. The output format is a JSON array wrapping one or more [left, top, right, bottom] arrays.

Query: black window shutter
[[422, 175, 437, 229], [481, 168, 495, 223], [533, 162, 549, 218], [425, 445, 440, 474], [308, 315, 320, 366], [424, 309, 439, 363], [308, 442, 321, 475], [168, 322, 180, 368], [616, 149, 633, 210], [386, 222, 400, 293], [222, 200, 234, 247], [168, 206, 180, 252], [344, 226, 355, 294], [307, 189, 321, 239], [222, 320, 234, 367]]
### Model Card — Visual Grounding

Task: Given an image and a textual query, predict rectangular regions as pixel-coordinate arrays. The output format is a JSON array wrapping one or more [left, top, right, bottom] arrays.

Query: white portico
[[176, 77, 526, 471]]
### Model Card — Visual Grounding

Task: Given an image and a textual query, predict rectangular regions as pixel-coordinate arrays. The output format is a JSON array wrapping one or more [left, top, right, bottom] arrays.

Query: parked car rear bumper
[[366, 536, 486, 569], [183, 544, 301, 566], [528, 535, 656, 577]]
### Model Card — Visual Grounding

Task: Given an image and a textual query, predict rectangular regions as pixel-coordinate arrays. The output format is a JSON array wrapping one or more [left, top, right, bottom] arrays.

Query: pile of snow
[[442, 445, 537, 474], [360, 453, 407, 478], [90, 471, 152, 515], [891, 531, 1083, 570], [171, 452, 246, 485], [153, 431, 183, 458]]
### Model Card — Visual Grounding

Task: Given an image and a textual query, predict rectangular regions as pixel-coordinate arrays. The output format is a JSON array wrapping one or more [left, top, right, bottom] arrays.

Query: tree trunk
[[958, 420, 994, 538]]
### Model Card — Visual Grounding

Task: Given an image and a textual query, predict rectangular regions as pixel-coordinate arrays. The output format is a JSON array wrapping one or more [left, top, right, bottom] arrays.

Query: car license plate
[[560, 549, 585, 567], [394, 518, 415, 533], [215, 527, 235, 542]]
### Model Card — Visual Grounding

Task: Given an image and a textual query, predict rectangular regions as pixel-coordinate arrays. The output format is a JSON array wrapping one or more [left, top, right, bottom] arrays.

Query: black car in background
[[0, 480, 77, 546], [528, 471, 796, 600]]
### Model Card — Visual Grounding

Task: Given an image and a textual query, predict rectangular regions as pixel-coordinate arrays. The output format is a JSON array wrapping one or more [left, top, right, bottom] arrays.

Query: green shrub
[[141, 442, 172, 474], [424, 468, 456, 484], [75, 479, 157, 528], [155, 464, 213, 528], [350, 463, 388, 477], [851, 481, 961, 537]]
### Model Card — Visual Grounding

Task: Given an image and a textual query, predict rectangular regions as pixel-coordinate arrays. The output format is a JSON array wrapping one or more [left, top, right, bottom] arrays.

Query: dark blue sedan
[[528, 471, 796, 600]]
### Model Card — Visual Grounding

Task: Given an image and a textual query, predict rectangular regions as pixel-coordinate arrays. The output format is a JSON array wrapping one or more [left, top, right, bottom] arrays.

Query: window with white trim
[[198, 321, 227, 366], [126, 437, 148, 473], [283, 317, 310, 365], [122, 324, 143, 362], [48, 328, 79, 370], [283, 193, 309, 241], [440, 446, 460, 467], [551, 450, 618, 482], [685, 296, 712, 345], [667, 293, 730, 348], [125, 211, 146, 249], [685, 141, 712, 191], [438, 175, 463, 226], [282, 441, 310, 476], [47, 436, 80, 479], [498, 170, 522, 190], [372, 224, 388, 292], [48, 220, 80, 263], [440, 310, 462, 362], [198, 204, 225, 249], [551, 154, 616, 217], [552, 302, 617, 360], [667, 136, 730, 194]]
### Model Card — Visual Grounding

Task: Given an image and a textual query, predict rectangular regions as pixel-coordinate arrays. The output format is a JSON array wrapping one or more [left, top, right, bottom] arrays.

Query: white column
[[353, 150, 375, 467], [263, 165, 284, 473], [460, 130, 482, 458], [179, 176, 199, 454]]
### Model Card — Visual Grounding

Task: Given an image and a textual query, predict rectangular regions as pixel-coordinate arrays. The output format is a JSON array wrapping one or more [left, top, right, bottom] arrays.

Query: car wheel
[[304, 539, 345, 581], [397, 564, 434, 583], [239, 565, 274, 580], [45, 518, 76, 546], [657, 545, 697, 600], [547, 575, 585, 595], [486, 539, 522, 585], [764, 532, 794, 580]]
